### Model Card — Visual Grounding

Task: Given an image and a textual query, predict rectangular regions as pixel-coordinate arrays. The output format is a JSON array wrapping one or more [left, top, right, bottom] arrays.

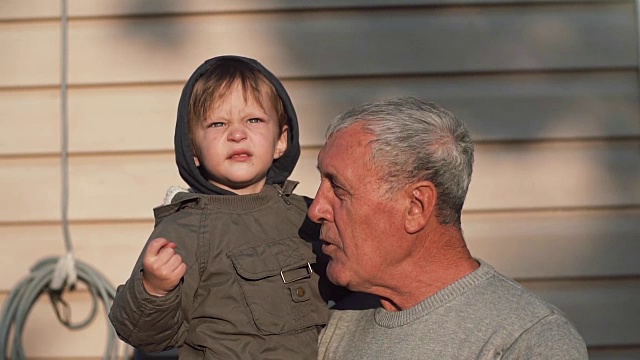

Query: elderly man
[[309, 97, 588, 359]]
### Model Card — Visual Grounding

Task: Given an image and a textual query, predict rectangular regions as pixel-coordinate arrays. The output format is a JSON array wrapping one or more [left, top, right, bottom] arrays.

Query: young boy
[[109, 55, 344, 359]]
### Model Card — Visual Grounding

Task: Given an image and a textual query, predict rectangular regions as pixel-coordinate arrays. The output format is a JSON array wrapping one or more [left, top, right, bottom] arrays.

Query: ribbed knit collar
[[173, 184, 288, 212], [374, 260, 495, 328]]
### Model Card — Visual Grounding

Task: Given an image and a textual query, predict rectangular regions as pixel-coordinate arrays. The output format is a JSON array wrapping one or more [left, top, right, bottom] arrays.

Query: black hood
[[174, 55, 301, 195]]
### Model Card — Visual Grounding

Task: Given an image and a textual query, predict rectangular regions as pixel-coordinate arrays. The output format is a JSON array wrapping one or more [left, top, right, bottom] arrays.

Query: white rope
[[0, 1, 130, 358], [636, 0, 640, 103]]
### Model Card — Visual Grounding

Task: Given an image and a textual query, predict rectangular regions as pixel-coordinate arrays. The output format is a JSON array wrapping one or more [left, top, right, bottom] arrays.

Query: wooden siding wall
[[1, 0, 639, 358]]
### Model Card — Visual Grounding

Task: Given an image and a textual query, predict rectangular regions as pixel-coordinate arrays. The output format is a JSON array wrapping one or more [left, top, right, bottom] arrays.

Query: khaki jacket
[[109, 183, 337, 359]]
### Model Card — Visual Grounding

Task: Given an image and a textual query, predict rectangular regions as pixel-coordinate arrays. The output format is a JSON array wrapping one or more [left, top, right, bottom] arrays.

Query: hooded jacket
[[109, 56, 338, 359]]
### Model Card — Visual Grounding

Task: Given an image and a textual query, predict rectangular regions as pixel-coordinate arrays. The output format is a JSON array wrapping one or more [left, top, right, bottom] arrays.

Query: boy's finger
[[146, 237, 174, 256], [165, 254, 185, 273], [175, 263, 187, 278], [155, 246, 178, 265]]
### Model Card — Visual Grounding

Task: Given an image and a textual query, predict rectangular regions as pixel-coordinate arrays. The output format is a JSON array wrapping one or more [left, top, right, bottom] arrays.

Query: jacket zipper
[[276, 188, 292, 205]]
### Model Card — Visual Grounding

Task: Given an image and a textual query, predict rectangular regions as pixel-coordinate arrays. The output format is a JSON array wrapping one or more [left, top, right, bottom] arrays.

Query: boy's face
[[192, 81, 287, 195]]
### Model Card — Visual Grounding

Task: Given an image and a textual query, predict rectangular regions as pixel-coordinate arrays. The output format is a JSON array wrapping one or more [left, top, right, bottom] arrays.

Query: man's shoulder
[[480, 267, 562, 317], [467, 261, 578, 335]]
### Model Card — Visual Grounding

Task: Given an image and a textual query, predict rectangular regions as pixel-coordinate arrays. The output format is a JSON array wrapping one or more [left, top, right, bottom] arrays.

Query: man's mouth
[[321, 240, 336, 253]]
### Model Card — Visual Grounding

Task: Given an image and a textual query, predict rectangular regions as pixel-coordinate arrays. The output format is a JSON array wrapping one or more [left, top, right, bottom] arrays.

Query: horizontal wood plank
[[588, 348, 640, 360], [523, 279, 640, 346], [65, 85, 179, 153], [465, 208, 640, 279], [2, 3, 633, 88], [64, 3, 639, 84], [0, 0, 59, 20], [0, 21, 59, 87], [285, 71, 640, 144], [0, 89, 62, 154], [66, 0, 610, 17], [0, 154, 184, 222], [0, 0, 609, 20], [0, 222, 150, 290], [2, 71, 638, 155], [466, 141, 640, 210], [1, 142, 639, 222]]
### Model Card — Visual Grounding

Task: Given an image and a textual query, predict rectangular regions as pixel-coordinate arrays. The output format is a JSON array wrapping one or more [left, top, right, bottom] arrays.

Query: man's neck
[[374, 227, 479, 312]]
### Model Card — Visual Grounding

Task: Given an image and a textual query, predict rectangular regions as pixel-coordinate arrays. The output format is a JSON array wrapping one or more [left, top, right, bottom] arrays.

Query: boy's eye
[[247, 118, 262, 124], [209, 122, 225, 128]]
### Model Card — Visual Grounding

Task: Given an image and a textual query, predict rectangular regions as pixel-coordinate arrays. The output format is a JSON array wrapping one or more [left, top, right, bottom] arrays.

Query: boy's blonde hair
[[188, 58, 287, 146]]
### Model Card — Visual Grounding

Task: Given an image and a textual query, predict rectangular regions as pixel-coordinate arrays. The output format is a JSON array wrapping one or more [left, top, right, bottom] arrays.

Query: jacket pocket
[[227, 237, 329, 335]]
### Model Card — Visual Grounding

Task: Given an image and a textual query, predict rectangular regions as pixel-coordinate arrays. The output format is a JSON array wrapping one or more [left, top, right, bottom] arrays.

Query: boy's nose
[[228, 126, 247, 142]]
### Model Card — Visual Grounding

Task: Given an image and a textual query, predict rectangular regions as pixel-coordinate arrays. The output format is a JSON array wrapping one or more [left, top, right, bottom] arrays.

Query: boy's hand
[[142, 237, 187, 296]]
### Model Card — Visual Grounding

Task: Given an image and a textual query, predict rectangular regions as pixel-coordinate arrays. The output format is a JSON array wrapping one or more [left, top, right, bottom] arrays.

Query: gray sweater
[[318, 261, 588, 359]]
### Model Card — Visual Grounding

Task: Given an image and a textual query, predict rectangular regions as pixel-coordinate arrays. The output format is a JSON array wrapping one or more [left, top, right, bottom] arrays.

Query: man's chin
[[326, 263, 350, 288]]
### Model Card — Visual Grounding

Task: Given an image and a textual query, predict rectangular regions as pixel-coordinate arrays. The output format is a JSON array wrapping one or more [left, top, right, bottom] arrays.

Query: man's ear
[[274, 125, 288, 159], [404, 181, 436, 234]]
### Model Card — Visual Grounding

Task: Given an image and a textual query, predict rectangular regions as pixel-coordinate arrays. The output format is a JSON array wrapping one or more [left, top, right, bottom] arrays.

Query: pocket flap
[[227, 238, 314, 280]]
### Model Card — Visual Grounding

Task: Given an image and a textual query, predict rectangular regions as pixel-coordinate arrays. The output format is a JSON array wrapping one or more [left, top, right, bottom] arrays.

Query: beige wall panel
[[589, 348, 640, 360], [5, 70, 638, 155], [0, 0, 58, 20], [0, 222, 151, 291], [0, 22, 59, 87], [66, 0, 602, 18], [64, 154, 185, 220], [287, 71, 640, 146], [64, 3, 635, 85], [466, 141, 640, 210], [2, 142, 639, 222], [2, 156, 61, 221], [69, 0, 383, 16], [1, 0, 605, 20], [0, 86, 177, 155], [0, 89, 60, 155], [295, 142, 640, 211], [0, 292, 130, 358], [464, 209, 640, 279], [524, 279, 640, 346], [68, 85, 179, 152], [0, 154, 184, 222]]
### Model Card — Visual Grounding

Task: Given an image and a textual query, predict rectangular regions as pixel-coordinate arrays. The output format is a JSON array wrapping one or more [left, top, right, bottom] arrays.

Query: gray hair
[[326, 97, 474, 227]]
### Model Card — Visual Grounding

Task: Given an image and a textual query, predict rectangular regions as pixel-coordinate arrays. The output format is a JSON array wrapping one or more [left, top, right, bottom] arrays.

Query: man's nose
[[308, 185, 333, 224]]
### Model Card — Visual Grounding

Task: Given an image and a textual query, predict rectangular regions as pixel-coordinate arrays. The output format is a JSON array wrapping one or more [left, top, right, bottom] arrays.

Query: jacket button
[[295, 287, 306, 297]]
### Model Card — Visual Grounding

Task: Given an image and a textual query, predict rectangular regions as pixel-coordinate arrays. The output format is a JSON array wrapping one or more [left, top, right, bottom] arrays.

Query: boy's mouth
[[228, 150, 252, 161]]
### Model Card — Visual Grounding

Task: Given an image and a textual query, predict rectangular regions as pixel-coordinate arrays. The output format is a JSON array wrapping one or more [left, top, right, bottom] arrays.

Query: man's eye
[[331, 183, 346, 196]]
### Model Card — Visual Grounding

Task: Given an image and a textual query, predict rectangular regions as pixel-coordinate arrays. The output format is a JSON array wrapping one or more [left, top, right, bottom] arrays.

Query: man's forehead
[[317, 125, 372, 172], [318, 130, 349, 163]]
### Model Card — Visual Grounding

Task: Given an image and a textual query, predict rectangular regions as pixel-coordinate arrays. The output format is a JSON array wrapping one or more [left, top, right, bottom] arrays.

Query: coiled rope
[[0, 1, 129, 358]]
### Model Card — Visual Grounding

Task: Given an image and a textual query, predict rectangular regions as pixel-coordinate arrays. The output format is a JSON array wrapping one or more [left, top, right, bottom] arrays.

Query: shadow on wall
[[120, 0, 186, 48]]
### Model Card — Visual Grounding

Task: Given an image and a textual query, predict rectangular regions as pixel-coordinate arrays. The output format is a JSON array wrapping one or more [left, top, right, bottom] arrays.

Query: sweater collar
[[374, 260, 495, 328]]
